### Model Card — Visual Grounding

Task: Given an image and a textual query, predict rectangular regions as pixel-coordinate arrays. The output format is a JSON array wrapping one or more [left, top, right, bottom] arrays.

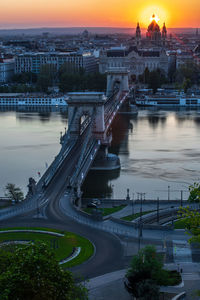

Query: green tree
[[59, 61, 82, 77], [183, 78, 192, 93], [175, 62, 200, 86], [125, 245, 162, 299], [37, 64, 57, 92], [148, 70, 161, 93], [178, 206, 200, 244], [0, 242, 88, 300], [12, 72, 37, 84], [5, 183, 24, 203], [125, 245, 180, 298], [188, 182, 200, 203]]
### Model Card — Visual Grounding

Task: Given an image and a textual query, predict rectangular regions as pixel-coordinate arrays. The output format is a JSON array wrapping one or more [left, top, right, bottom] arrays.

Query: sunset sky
[[0, 0, 199, 28]]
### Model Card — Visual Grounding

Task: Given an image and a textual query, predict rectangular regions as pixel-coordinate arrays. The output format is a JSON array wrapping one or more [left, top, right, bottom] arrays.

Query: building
[[176, 51, 194, 68], [193, 44, 200, 66], [99, 46, 168, 77], [99, 17, 169, 78], [0, 58, 15, 82], [15, 51, 98, 74]]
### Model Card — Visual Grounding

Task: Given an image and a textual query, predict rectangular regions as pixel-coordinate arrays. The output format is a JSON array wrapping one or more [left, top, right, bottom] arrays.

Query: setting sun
[[150, 14, 160, 23], [138, 5, 169, 27]]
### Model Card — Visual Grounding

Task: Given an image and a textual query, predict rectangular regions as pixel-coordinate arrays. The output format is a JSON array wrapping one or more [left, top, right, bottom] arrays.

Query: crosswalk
[[182, 273, 200, 280], [173, 240, 192, 263]]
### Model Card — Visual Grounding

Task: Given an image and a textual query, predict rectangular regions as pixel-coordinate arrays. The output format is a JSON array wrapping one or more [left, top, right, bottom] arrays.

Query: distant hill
[[0, 27, 198, 36]]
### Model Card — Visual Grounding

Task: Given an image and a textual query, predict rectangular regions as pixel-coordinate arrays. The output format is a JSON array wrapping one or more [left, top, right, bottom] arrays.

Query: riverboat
[[136, 94, 200, 107], [0, 93, 68, 106]]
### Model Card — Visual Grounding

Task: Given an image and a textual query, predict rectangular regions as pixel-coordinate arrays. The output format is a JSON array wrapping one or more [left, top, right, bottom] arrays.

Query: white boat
[[0, 93, 68, 106], [136, 94, 200, 107]]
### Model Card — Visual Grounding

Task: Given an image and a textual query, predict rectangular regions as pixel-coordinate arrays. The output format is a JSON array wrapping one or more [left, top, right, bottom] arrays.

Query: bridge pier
[[91, 145, 120, 171]]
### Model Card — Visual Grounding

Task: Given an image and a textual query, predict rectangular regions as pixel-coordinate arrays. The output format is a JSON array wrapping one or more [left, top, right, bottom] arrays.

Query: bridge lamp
[[81, 173, 84, 179]]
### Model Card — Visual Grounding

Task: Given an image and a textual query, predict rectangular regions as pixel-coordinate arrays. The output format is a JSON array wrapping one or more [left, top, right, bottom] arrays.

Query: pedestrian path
[[85, 263, 200, 300], [173, 240, 192, 263]]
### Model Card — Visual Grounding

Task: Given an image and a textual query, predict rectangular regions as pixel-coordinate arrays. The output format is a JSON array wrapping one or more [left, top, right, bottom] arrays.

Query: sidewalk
[[85, 263, 200, 300]]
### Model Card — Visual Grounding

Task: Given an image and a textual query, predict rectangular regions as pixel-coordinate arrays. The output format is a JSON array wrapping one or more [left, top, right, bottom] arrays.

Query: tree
[[5, 183, 24, 203], [12, 72, 37, 84], [178, 206, 200, 244], [37, 64, 57, 92], [0, 242, 88, 300], [124, 245, 162, 299], [178, 182, 200, 243], [148, 70, 162, 94], [188, 182, 200, 203], [175, 62, 200, 87], [183, 78, 192, 93]]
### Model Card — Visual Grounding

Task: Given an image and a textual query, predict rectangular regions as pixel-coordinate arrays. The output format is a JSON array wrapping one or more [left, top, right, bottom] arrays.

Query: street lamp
[[132, 193, 135, 215], [157, 197, 160, 224], [180, 190, 183, 207], [168, 185, 170, 202], [171, 206, 174, 229]]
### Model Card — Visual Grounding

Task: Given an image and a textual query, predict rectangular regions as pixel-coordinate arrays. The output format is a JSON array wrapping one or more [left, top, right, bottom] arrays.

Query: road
[[0, 133, 124, 279]]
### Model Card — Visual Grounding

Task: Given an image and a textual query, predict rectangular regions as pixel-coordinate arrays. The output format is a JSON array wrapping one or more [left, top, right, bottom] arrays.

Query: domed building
[[146, 15, 161, 42], [99, 16, 169, 78], [145, 15, 167, 46]]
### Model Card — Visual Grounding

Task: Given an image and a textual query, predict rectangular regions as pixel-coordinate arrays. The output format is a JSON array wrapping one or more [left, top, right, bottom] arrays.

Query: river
[[1, 107, 200, 200]]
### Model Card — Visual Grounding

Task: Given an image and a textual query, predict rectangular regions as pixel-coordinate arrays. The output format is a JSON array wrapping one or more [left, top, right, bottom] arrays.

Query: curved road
[[0, 134, 124, 279]]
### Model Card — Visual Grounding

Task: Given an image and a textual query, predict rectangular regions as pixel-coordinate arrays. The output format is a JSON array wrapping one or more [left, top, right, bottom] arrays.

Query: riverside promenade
[[86, 262, 200, 300]]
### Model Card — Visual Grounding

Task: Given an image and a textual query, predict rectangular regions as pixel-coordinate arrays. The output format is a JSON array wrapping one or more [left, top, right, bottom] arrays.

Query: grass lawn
[[174, 218, 187, 229], [121, 210, 155, 221], [83, 205, 126, 216], [158, 270, 182, 286], [0, 227, 94, 268]]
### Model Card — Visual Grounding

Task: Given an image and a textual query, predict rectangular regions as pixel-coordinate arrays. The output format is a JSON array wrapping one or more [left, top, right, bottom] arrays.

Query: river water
[[1, 107, 200, 201]]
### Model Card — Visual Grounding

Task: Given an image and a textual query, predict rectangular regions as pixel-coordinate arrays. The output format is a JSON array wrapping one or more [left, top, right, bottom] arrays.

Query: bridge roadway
[[0, 127, 124, 279]]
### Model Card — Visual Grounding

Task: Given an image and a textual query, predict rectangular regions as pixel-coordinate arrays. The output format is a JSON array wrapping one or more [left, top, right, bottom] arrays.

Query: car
[[87, 202, 97, 208]]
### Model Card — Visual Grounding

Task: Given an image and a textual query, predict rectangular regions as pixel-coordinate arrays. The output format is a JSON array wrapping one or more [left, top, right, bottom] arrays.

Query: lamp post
[[112, 184, 114, 199], [180, 190, 183, 207], [171, 206, 174, 229], [37, 197, 39, 218], [132, 193, 135, 215], [157, 197, 160, 224], [168, 185, 170, 202]]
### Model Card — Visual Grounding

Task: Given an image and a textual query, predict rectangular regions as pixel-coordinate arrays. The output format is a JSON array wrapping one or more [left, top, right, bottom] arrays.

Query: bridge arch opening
[[79, 112, 92, 135]]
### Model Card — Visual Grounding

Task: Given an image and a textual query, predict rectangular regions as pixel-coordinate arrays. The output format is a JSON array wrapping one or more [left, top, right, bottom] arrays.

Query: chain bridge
[[34, 68, 131, 202]]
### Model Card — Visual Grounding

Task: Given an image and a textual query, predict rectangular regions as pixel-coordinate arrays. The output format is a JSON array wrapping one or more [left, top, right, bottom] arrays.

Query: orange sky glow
[[0, 0, 199, 28]]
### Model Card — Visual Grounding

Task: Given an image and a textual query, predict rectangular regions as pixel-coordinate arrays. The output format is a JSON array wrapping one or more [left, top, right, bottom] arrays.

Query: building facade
[[0, 59, 15, 82], [15, 52, 97, 74], [99, 18, 169, 77], [99, 47, 168, 77]]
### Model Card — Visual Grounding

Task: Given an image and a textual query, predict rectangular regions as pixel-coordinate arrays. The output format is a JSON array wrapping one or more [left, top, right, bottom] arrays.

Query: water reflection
[[82, 169, 120, 198], [0, 107, 200, 200]]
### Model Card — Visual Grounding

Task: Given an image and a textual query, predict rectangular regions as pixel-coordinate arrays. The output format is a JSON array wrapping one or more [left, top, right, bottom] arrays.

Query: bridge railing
[[80, 116, 92, 135], [104, 91, 129, 128], [72, 138, 100, 186]]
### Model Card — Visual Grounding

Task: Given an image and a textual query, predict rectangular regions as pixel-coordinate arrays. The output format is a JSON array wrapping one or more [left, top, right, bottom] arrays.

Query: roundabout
[[0, 227, 94, 268]]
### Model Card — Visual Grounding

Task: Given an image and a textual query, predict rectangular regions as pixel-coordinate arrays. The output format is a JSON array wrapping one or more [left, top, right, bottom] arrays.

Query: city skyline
[[0, 0, 199, 29]]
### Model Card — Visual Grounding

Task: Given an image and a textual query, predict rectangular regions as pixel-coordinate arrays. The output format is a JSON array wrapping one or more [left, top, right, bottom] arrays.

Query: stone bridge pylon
[[106, 67, 129, 97], [67, 92, 106, 140]]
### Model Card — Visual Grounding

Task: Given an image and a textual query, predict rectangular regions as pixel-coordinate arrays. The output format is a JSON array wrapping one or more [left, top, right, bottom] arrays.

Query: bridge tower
[[67, 92, 106, 139], [106, 67, 129, 97]]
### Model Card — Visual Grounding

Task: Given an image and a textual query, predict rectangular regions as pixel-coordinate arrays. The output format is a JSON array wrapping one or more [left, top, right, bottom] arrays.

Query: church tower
[[162, 23, 167, 46], [136, 22, 141, 46]]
